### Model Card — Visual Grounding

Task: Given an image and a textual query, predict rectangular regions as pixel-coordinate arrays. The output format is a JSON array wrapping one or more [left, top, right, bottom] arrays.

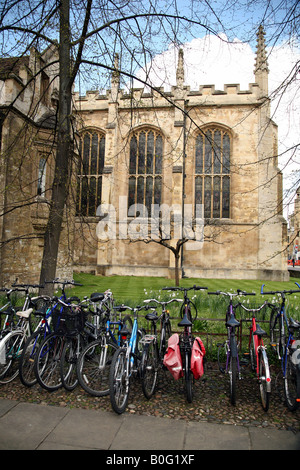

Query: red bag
[[191, 337, 206, 379], [163, 333, 183, 380]]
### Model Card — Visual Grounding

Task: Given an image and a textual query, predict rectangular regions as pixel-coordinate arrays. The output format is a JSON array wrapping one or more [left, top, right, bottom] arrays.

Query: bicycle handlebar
[[44, 279, 83, 287], [12, 283, 44, 289], [238, 300, 268, 312], [208, 290, 255, 296], [144, 298, 182, 305], [162, 285, 208, 291], [261, 282, 300, 296], [113, 304, 147, 312]]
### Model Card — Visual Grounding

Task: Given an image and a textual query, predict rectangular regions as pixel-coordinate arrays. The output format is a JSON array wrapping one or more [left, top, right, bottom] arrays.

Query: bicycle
[[18, 279, 81, 387], [76, 296, 133, 397], [0, 284, 46, 384], [261, 283, 300, 411], [139, 297, 182, 399], [109, 304, 147, 414], [238, 300, 271, 411], [209, 289, 255, 405], [162, 285, 207, 403], [33, 281, 83, 392]]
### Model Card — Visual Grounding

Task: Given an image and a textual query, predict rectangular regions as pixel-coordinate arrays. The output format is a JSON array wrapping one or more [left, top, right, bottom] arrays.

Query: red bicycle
[[240, 300, 271, 411]]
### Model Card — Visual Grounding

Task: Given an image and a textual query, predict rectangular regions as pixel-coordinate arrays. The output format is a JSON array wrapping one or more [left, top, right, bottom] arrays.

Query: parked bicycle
[[210, 289, 255, 405], [33, 282, 84, 392], [109, 304, 147, 414], [162, 285, 207, 403], [76, 298, 133, 397], [0, 284, 46, 384], [261, 283, 300, 411], [238, 300, 271, 411], [139, 297, 182, 399], [18, 279, 81, 387]]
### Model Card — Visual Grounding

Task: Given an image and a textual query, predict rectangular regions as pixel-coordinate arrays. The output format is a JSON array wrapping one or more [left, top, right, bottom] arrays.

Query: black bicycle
[[140, 297, 182, 399], [163, 285, 207, 403], [209, 289, 255, 405], [262, 283, 300, 411]]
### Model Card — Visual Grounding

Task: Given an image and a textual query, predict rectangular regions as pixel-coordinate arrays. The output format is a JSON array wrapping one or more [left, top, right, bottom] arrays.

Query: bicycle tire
[[229, 355, 237, 405], [284, 353, 300, 411], [217, 342, 226, 374], [60, 336, 81, 391], [259, 349, 271, 411], [19, 330, 46, 387], [185, 349, 193, 403], [270, 309, 285, 359], [180, 300, 197, 322], [141, 340, 158, 399], [122, 315, 133, 334], [34, 332, 64, 391], [109, 347, 129, 414], [249, 331, 256, 372], [77, 339, 118, 396], [160, 320, 172, 358], [0, 330, 25, 383]]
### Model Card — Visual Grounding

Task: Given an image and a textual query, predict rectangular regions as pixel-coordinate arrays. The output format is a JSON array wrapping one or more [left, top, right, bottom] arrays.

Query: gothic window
[[128, 129, 163, 215], [195, 128, 230, 218], [77, 130, 105, 216]]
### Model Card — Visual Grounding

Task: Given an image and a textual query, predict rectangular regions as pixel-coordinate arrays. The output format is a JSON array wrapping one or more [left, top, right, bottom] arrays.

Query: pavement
[[0, 398, 299, 453]]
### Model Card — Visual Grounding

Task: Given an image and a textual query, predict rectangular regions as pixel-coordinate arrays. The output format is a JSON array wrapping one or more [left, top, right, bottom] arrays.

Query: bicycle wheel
[[109, 347, 129, 414], [184, 349, 193, 403], [217, 341, 227, 374], [141, 340, 158, 399], [122, 315, 133, 333], [249, 331, 256, 372], [19, 330, 46, 387], [60, 336, 81, 391], [0, 330, 25, 383], [270, 310, 285, 359], [160, 320, 172, 357], [229, 355, 237, 405], [284, 353, 300, 411], [77, 339, 118, 396], [258, 349, 271, 411], [34, 332, 64, 391]]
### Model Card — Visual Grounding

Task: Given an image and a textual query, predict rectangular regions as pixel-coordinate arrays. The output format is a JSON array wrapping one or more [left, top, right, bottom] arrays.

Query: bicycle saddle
[[253, 323, 267, 336], [90, 293, 105, 302], [226, 314, 240, 328], [145, 312, 158, 322], [178, 313, 192, 328]]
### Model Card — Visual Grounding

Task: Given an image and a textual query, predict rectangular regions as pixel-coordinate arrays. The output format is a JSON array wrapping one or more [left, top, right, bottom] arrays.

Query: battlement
[[74, 80, 262, 111]]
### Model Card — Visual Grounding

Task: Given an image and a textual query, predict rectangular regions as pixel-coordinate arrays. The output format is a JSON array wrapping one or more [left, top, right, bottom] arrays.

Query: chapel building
[[0, 27, 289, 285]]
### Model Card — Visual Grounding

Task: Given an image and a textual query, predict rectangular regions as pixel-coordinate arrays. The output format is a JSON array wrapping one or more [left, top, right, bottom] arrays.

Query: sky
[[133, 32, 300, 220]]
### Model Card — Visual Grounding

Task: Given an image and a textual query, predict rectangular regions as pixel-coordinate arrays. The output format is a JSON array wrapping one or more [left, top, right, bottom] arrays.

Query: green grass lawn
[[66, 272, 300, 322], [69, 272, 299, 302]]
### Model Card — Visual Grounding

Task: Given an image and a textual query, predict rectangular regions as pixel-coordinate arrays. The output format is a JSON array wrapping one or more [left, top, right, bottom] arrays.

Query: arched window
[[195, 128, 230, 218], [77, 130, 105, 216], [128, 129, 163, 215]]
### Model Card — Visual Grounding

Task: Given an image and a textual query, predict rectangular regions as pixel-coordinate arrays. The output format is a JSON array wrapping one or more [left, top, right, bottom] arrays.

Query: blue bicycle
[[261, 283, 300, 411], [109, 305, 146, 414], [76, 296, 133, 397]]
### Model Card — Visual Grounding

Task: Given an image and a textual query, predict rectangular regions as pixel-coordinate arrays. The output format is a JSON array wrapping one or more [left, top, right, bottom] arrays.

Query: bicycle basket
[[54, 307, 87, 336]]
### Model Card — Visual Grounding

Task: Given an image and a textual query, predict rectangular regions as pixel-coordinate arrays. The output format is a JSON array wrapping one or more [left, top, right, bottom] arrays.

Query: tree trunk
[[175, 254, 180, 286], [39, 0, 71, 296]]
